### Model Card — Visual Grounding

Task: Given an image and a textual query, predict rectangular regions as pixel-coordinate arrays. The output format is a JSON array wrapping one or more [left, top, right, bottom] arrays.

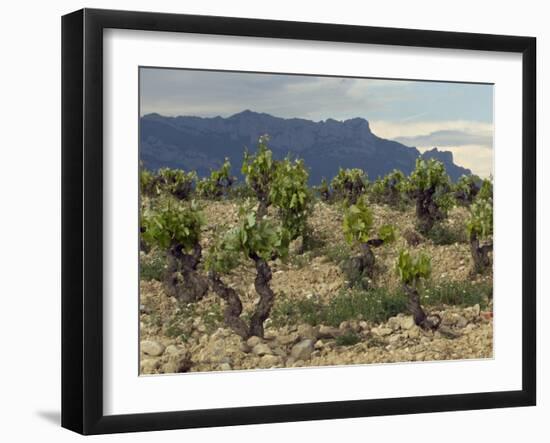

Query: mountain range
[[140, 110, 471, 184]]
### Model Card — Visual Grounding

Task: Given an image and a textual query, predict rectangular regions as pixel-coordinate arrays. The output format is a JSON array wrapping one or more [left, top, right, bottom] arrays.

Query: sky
[[140, 68, 494, 177]]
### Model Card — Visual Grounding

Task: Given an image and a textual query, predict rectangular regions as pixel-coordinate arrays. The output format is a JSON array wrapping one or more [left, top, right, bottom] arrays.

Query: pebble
[[252, 343, 272, 356], [247, 336, 262, 348], [259, 355, 281, 368], [141, 340, 165, 357], [290, 339, 314, 360], [372, 327, 392, 337], [318, 325, 341, 338], [399, 316, 416, 330]]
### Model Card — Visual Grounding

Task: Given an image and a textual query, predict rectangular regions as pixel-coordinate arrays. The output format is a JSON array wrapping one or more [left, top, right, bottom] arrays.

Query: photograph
[[138, 68, 495, 375]]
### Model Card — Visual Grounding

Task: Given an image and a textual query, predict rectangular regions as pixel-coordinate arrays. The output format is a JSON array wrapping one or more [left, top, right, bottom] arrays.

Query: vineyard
[[139, 136, 494, 374]]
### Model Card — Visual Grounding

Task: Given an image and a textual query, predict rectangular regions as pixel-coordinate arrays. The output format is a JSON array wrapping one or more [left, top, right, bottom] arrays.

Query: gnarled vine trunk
[[403, 283, 441, 331], [345, 239, 383, 289], [164, 243, 208, 303], [248, 253, 275, 338], [208, 271, 249, 339], [470, 233, 493, 274], [415, 187, 437, 234]]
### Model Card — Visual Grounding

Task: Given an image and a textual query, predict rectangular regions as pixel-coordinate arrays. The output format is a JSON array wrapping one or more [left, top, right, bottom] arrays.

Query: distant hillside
[[140, 110, 471, 183]]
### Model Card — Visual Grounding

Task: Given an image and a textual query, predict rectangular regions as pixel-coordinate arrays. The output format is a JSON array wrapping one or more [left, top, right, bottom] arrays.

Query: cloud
[[369, 120, 493, 140], [139, 68, 494, 177], [370, 119, 494, 177], [394, 130, 493, 148]]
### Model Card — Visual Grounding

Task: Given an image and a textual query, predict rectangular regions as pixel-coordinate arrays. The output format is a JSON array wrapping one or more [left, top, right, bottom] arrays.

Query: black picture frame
[[61, 8, 536, 435]]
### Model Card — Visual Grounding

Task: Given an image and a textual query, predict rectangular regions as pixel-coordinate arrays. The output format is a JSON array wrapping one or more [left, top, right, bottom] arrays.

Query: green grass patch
[[426, 222, 467, 245], [139, 250, 166, 281], [421, 280, 492, 308], [271, 280, 492, 328], [321, 243, 352, 265], [335, 332, 361, 346], [271, 287, 407, 328]]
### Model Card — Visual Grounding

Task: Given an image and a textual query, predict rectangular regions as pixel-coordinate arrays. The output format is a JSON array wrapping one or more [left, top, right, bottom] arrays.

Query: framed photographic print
[[61, 8, 536, 435]]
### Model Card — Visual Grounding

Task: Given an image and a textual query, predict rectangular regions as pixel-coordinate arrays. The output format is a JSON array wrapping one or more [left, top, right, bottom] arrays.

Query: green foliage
[[331, 168, 367, 205], [454, 174, 481, 204], [477, 177, 493, 201], [317, 177, 331, 202], [396, 249, 431, 285], [141, 199, 204, 251], [206, 205, 290, 274], [241, 135, 276, 203], [405, 159, 454, 212], [269, 157, 312, 239], [370, 169, 407, 206], [342, 197, 373, 245], [140, 167, 156, 196], [196, 158, 234, 198], [378, 224, 396, 243], [466, 198, 493, 239], [426, 222, 467, 245], [157, 168, 197, 200]]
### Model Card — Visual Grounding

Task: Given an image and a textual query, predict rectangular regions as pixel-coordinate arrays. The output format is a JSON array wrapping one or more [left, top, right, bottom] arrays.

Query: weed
[[139, 250, 166, 281], [426, 222, 467, 245], [335, 332, 361, 346]]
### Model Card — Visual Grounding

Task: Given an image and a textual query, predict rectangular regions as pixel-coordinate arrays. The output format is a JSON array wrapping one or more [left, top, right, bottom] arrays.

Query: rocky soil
[[139, 200, 493, 375]]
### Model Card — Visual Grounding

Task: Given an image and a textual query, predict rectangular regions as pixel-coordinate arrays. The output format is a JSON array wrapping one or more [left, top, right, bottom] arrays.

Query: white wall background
[[0, 0, 546, 441]]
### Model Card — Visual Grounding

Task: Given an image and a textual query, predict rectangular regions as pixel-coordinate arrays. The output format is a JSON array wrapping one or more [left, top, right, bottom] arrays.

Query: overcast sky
[[140, 68, 494, 177]]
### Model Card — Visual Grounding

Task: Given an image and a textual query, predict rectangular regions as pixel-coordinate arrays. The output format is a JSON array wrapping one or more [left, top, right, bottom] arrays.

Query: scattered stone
[[277, 333, 299, 346], [247, 336, 262, 348], [438, 326, 462, 339], [399, 316, 416, 330], [314, 339, 325, 350], [339, 321, 350, 331], [387, 317, 401, 331], [141, 340, 165, 357], [218, 363, 232, 371], [455, 316, 468, 329], [240, 342, 252, 353], [291, 339, 314, 360], [252, 343, 272, 356], [318, 325, 341, 338], [259, 354, 281, 368], [164, 345, 181, 355], [297, 324, 318, 340], [140, 358, 160, 373], [371, 327, 392, 337]]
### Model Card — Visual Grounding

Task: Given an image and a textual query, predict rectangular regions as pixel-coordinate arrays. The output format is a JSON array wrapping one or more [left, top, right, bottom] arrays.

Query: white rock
[[252, 343, 272, 356], [141, 340, 165, 357], [399, 316, 416, 330], [290, 339, 314, 360], [297, 324, 318, 340], [318, 325, 340, 338], [259, 354, 281, 368], [247, 336, 262, 348], [140, 358, 160, 373], [372, 327, 392, 337]]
